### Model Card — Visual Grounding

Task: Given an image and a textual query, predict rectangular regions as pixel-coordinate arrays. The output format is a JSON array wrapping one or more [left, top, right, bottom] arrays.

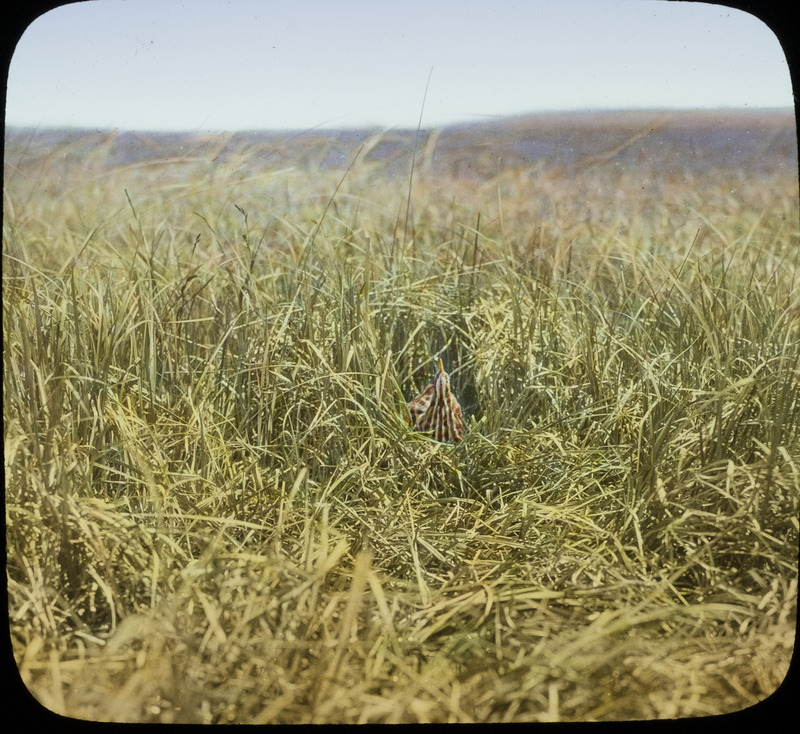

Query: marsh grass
[[4, 114, 799, 722]]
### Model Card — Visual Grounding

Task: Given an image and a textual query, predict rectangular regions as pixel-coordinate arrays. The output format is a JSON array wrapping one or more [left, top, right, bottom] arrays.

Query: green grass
[[4, 117, 799, 722]]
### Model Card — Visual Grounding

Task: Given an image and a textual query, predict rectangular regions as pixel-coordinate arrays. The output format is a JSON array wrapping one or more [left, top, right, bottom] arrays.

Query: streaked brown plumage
[[407, 358, 465, 444]]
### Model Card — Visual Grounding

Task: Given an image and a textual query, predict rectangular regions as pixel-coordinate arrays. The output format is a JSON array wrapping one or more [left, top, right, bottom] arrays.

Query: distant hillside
[[6, 108, 796, 182]]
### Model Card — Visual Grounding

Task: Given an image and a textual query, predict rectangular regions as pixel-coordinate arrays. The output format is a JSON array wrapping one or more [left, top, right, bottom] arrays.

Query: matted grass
[[4, 112, 799, 723]]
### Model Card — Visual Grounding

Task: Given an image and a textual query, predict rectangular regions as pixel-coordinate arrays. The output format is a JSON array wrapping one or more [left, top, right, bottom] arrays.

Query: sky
[[5, 0, 795, 132]]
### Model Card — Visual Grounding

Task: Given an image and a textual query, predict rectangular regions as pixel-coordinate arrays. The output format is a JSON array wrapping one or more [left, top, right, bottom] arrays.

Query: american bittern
[[407, 358, 465, 444]]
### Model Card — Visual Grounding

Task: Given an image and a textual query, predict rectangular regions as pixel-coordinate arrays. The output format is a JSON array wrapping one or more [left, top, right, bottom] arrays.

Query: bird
[[407, 358, 465, 444]]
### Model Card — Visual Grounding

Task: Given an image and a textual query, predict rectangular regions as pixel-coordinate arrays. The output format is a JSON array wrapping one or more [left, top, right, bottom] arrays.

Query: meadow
[[4, 110, 799, 723]]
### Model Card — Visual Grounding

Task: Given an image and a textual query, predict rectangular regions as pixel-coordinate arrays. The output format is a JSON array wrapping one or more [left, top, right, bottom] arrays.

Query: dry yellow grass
[[4, 110, 799, 723]]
